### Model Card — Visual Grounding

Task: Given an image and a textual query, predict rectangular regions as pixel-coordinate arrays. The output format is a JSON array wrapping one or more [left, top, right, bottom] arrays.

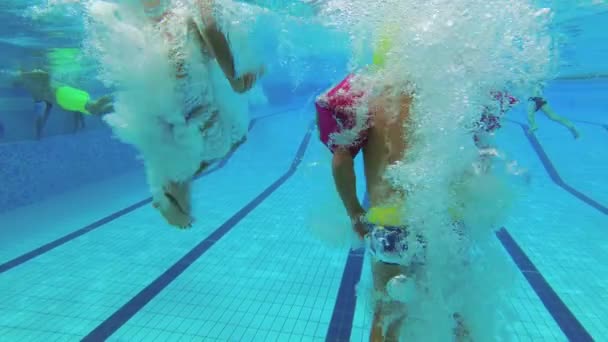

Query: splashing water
[[82, 0, 258, 202], [314, 0, 557, 340], [22, 0, 83, 22]]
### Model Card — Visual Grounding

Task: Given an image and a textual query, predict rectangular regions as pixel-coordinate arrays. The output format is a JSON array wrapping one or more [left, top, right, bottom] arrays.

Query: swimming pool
[[1, 1, 607, 342]]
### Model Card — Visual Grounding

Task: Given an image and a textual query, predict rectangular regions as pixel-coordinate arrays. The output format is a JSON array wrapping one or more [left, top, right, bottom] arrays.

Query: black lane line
[[326, 193, 369, 342], [81, 120, 315, 341], [511, 121, 607, 216], [496, 227, 593, 342], [0, 118, 263, 274]]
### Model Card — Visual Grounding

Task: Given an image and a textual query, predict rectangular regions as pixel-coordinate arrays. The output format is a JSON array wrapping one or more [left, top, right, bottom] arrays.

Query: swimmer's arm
[[85, 94, 114, 116], [191, 1, 237, 78], [332, 149, 365, 219], [192, 1, 261, 93]]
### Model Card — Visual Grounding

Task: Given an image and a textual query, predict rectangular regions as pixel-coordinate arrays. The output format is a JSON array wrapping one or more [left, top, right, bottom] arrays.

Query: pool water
[[1, 1, 607, 341]]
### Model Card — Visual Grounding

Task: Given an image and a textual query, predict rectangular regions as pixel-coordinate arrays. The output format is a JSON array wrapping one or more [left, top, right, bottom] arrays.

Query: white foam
[[317, 0, 556, 339], [83, 0, 253, 204]]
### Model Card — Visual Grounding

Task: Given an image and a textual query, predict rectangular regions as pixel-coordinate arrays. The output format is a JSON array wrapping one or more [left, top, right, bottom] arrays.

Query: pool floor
[[0, 102, 606, 341]]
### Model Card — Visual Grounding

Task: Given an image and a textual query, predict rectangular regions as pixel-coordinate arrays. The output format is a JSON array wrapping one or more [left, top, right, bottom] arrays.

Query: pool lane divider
[[326, 193, 369, 342], [326, 195, 595, 341], [327, 119, 600, 341], [496, 227, 593, 342], [0, 118, 261, 275], [511, 121, 608, 216], [327, 223, 595, 342], [81, 120, 315, 341]]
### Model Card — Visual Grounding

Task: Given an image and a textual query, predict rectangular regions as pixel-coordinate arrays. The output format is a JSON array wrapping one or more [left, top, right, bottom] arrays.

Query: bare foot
[[453, 313, 473, 342], [155, 201, 192, 229], [571, 128, 581, 139]]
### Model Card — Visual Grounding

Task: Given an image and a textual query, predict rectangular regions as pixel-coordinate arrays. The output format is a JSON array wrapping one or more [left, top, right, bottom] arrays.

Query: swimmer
[[93, 0, 263, 228], [473, 90, 518, 149], [319, 79, 473, 341], [527, 84, 580, 139], [12, 69, 114, 139], [316, 30, 472, 340], [472, 91, 518, 174]]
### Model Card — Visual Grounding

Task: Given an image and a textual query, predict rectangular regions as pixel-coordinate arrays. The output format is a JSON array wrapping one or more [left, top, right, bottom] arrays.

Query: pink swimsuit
[[315, 74, 370, 157]]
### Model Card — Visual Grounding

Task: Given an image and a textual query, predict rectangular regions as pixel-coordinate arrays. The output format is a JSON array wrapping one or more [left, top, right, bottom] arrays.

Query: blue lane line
[[326, 194, 369, 342], [0, 198, 152, 274], [514, 122, 608, 215], [81, 121, 315, 341], [496, 227, 593, 342], [0, 118, 260, 275]]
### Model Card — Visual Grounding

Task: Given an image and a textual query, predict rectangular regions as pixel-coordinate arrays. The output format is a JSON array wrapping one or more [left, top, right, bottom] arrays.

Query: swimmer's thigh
[[371, 257, 410, 298], [371, 259, 409, 322], [372, 259, 406, 294]]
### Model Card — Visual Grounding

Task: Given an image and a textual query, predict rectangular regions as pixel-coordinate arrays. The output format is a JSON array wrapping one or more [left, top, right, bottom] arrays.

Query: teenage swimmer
[[315, 39, 471, 341], [12, 69, 113, 139], [527, 84, 580, 139], [91, 0, 263, 228]]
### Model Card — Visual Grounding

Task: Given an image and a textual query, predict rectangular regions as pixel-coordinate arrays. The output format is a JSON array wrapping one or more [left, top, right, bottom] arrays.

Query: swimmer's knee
[[373, 291, 407, 314]]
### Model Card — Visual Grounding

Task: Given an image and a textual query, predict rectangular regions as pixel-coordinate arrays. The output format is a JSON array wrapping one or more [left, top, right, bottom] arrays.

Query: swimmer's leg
[[526, 101, 538, 132], [453, 312, 473, 342], [539, 104, 580, 139], [370, 260, 407, 342], [35, 102, 52, 139], [72, 112, 85, 133]]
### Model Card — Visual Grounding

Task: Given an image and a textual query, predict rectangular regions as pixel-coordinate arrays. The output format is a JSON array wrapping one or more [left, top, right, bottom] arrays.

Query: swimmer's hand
[[153, 182, 193, 229], [350, 210, 368, 240], [86, 95, 114, 116], [229, 67, 264, 94]]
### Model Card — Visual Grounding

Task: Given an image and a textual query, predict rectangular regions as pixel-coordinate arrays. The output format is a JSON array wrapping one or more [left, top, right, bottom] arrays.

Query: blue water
[[1, 2, 607, 341]]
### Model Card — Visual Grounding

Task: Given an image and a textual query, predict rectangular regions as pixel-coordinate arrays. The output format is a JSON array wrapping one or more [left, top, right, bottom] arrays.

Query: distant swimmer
[[473, 90, 518, 149], [89, 0, 264, 228], [527, 84, 580, 139], [315, 37, 471, 340], [12, 69, 113, 139]]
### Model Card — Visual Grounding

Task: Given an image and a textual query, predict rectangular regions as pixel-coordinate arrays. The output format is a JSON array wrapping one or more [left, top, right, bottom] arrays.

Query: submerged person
[[12, 69, 114, 139], [315, 43, 471, 341], [471, 90, 519, 174], [90, 0, 263, 228], [527, 85, 580, 139], [473, 90, 518, 149]]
